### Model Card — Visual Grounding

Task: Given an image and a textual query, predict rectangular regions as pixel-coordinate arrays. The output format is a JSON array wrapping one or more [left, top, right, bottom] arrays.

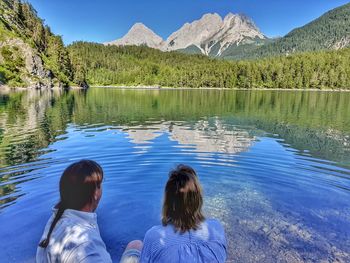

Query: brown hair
[[39, 160, 103, 248], [162, 164, 205, 232]]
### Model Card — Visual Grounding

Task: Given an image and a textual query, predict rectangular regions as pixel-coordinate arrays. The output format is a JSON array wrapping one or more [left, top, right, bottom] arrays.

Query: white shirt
[[36, 209, 112, 263]]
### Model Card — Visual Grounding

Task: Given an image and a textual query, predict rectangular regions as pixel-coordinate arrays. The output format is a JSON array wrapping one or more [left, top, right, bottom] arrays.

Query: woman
[[139, 164, 227, 262], [36, 160, 112, 263]]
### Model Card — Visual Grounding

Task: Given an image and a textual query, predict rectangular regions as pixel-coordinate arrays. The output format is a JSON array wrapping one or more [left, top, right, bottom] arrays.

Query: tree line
[[68, 42, 350, 90]]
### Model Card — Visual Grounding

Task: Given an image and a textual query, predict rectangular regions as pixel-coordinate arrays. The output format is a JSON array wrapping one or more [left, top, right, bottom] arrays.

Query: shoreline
[[0, 84, 87, 91], [91, 85, 350, 92], [1, 84, 349, 92]]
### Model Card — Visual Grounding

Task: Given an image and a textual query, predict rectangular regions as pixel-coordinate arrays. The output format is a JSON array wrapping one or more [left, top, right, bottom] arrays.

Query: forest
[[68, 42, 350, 90]]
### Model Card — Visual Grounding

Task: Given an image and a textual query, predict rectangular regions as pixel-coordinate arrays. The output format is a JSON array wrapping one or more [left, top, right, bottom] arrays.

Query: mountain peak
[[126, 22, 161, 38], [201, 13, 222, 20], [104, 22, 164, 49], [130, 22, 149, 31]]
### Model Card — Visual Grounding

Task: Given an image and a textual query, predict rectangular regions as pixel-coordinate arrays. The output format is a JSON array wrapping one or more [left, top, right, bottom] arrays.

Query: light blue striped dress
[[140, 219, 227, 263]]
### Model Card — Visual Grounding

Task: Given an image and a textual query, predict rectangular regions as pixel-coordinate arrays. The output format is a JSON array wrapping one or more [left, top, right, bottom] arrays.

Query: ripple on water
[[1, 89, 350, 262]]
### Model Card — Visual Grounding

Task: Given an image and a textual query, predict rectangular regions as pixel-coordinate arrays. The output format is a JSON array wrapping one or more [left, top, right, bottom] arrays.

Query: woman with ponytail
[[36, 160, 112, 263], [139, 165, 227, 263]]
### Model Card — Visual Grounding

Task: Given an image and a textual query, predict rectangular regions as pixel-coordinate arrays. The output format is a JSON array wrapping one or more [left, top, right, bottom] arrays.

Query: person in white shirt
[[36, 160, 112, 263]]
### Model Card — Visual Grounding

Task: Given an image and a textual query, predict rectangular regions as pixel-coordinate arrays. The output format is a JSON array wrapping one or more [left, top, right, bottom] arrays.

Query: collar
[[52, 208, 98, 227]]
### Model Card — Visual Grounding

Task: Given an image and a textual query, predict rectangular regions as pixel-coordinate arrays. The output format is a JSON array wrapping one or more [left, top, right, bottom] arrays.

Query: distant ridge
[[230, 2, 350, 59], [105, 3, 350, 60]]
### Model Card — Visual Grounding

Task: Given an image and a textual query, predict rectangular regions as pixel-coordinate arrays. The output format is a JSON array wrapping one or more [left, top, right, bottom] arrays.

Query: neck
[[80, 203, 96, 213]]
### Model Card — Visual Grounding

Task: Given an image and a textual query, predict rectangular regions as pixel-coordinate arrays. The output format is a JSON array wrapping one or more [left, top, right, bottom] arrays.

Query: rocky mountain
[[165, 13, 266, 56], [105, 12, 266, 57], [104, 23, 164, 49], [163, 13, 223, 54]]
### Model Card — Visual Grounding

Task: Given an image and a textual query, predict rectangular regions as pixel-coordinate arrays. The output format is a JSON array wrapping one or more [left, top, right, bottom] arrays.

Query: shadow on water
[[0, 88, 349, 262]]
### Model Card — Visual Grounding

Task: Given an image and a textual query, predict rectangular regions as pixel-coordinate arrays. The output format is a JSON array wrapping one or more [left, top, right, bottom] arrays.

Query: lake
[[0, 88, 350, 262]]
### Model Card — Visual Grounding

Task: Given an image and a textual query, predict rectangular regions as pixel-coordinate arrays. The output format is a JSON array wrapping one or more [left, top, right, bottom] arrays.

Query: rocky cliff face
[[0, 38, 53, 88], [105, 12, 266, 56], [0, 0, 75, 89], [164, 13, 223, 53], [207, 14, 266, 56]]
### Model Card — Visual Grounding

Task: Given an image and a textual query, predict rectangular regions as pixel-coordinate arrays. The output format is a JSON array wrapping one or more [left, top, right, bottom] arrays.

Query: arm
[[68, 240, 113, 263], [139, 229, 157, 263], [209, 220, 227, 263]]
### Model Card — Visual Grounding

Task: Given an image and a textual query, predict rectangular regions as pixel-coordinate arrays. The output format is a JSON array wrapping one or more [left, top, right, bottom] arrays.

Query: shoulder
[[59, 220, 111, 262], [204, 219, 226, 240], [144, 225, 166, 241], [206, 218, 225, 230], [143, 224, 175, 251], [200, 219, 227, 261]]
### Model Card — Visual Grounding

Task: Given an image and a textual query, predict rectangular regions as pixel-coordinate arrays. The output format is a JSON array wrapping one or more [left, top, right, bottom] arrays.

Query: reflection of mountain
[[123, 119, 255, 154], [169, 120, 254, 154], [123, 125, 164, 144]]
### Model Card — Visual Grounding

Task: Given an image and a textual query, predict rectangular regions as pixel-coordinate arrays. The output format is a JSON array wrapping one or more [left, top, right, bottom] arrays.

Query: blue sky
[[28, 0, 350, 44]]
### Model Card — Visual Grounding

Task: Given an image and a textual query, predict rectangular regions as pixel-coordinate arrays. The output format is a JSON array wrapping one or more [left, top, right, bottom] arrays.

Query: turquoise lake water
[[0, 88, 349, 262]]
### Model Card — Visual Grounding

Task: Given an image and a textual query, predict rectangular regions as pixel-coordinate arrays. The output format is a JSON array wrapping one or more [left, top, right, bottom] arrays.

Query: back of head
[[162, 164, 205, 233], [39, 159, 103, 248], [60, 159, 103, 210]]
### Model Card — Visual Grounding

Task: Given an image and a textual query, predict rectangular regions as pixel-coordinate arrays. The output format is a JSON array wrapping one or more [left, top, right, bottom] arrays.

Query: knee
[[126, 240, 143, 250]]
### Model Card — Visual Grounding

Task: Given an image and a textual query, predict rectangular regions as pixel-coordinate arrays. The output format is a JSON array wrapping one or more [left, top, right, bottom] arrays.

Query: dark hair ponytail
[[38, 202, 66, 248], [39, 160, 103, 248], [162, 164, 205, 233]]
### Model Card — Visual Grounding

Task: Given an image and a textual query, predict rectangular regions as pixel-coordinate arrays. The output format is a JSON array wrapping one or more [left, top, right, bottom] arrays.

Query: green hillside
[[233, 3, 350, 60], [219, 39, 275, 60], [0, 0, 75, 87]]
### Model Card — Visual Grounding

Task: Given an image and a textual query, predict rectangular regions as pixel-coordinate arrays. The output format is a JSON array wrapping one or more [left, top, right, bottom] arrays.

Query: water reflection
[[1, 88, 349, 168], [0, 88, 350, 262], [123, 120, 255, 154]]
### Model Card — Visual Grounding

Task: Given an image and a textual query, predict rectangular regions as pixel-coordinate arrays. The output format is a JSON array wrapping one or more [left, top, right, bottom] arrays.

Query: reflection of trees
[[0, 89, 71, 167], [256, 122, 350, 167], [0, 89, 74, 208], [71, 88, 350, 132]]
